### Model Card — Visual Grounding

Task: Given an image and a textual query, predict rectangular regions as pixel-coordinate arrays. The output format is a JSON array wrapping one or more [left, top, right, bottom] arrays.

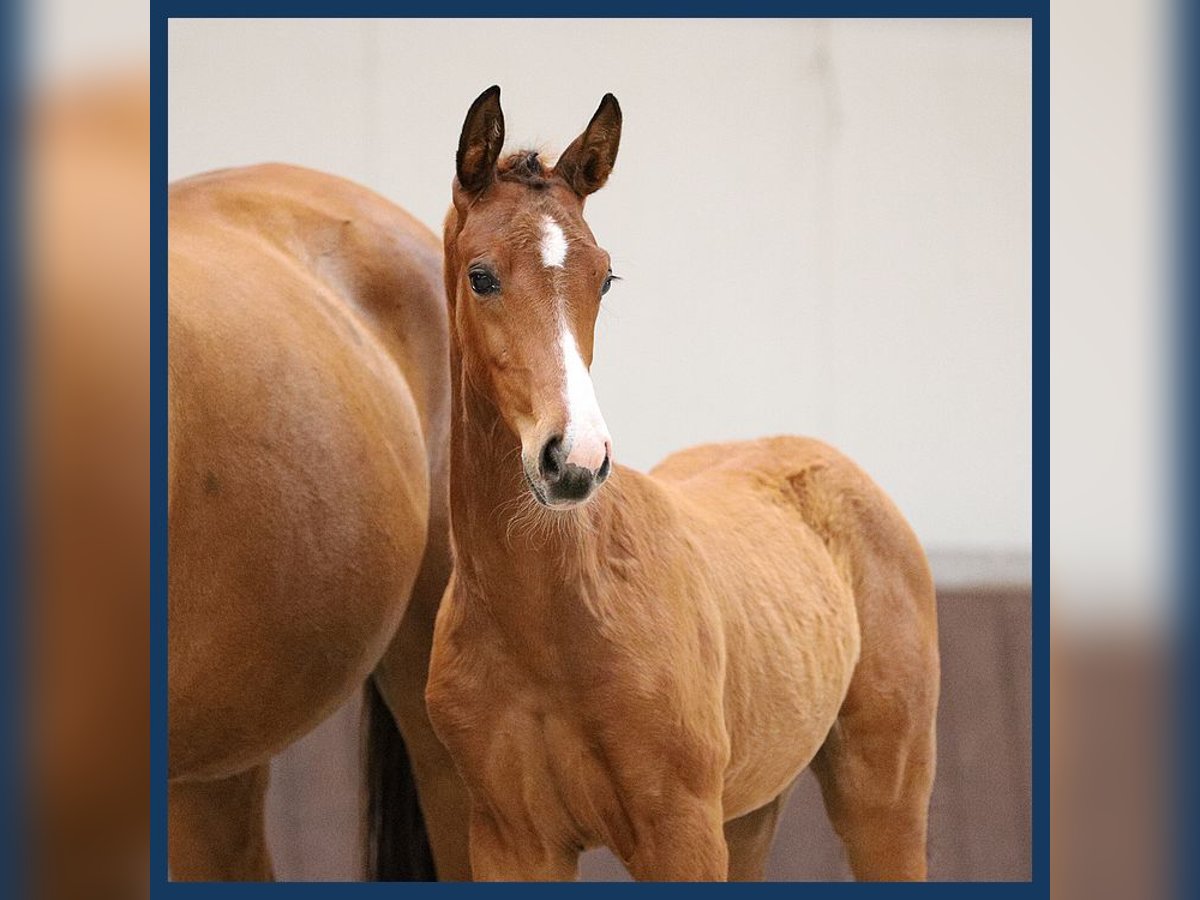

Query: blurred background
[[17, 0, 1184, 895]]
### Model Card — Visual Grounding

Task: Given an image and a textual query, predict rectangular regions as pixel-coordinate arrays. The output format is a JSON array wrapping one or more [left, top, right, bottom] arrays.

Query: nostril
[[597, 449, 611, 483], [539, 435, 564, 482]]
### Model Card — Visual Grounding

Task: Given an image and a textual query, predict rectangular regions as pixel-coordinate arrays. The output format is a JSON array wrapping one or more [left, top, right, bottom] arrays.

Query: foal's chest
[[427, 617, 621, 847]]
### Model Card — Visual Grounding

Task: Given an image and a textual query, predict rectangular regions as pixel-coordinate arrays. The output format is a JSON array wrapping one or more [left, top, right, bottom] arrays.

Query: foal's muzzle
[[531, 434, 611, 508]]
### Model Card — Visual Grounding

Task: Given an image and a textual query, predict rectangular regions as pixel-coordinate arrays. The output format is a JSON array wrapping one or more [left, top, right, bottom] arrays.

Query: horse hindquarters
[[807, 503, 940, 880], [168, 233, 433, 879]]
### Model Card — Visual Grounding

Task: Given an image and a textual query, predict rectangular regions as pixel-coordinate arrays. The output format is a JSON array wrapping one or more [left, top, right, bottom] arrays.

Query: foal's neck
[[448, 360, 604, 596]]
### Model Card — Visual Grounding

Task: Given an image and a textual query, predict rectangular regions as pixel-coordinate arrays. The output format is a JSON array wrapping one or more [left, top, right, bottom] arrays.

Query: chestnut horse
[[168, 165, 470, 880], [425, 87, 941, 882]]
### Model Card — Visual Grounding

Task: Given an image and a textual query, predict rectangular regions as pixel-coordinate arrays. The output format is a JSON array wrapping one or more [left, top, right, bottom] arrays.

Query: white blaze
[[540, 216, 568, 268], [559, 321, 610, 472], [541, 213, 609, 471]]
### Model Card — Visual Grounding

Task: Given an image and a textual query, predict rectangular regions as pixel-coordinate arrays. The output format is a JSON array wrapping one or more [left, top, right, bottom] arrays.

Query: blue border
[[160, 1, 1039, 16], [151, 5, 170, 893], [152, 2, 1049, 894], [1029, 6, 1047, 892]]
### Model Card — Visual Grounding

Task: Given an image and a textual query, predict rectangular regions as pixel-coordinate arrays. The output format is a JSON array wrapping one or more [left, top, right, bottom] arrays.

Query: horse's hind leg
[[810, 643, 939, 881], [373, 555, 472, 881], [723, 788, 792, 881], [168, 764, 273, 881]]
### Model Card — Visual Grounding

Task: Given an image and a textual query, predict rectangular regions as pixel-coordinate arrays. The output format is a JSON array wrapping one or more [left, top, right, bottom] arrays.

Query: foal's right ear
[[456, 85, 505, 195]]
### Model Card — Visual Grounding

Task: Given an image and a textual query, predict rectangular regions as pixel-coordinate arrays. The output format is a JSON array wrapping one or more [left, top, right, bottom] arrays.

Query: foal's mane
[[495, 149, 554, 190]]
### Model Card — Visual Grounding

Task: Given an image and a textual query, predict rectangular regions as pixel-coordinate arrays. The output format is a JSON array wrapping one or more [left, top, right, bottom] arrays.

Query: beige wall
[[169, 18, 1032, 560]]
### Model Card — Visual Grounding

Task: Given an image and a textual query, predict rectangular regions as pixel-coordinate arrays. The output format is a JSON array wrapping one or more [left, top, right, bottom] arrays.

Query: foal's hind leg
[[810, 649, 939, 881], [723, 788, 792, 881], [168, 764, 273, 881], [804, 478, 941, 882]]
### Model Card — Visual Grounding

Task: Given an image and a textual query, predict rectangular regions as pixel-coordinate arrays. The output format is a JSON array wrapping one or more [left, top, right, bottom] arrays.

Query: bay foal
[[426, 88, 940, 881]]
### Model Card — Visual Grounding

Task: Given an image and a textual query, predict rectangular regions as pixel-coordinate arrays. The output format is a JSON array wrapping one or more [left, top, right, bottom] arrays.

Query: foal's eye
[[469, 270, 499, 295], [601, 273, 619, 296]]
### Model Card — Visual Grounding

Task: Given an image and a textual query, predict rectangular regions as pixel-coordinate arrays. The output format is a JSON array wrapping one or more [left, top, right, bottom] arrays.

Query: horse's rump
[[167, 165, 441, 780]]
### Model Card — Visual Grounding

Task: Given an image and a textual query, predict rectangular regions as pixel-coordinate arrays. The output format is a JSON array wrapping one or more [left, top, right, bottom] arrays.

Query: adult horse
[[168, 164, 469, 880], [425, 87, 941, 881]]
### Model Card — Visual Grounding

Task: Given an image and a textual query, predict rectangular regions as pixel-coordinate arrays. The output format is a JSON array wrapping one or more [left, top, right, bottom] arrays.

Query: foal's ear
[[456, 85, 505, 195], [554, 93, 622, 198]]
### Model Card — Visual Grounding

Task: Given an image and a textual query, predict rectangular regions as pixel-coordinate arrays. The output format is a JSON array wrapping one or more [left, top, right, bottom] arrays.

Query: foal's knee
[[467, 808, 579, 881], [622, 796, 729, 882]]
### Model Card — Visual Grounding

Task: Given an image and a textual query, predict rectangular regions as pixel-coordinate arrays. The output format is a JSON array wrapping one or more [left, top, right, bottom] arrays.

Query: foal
[[426, 87, 940, 882]]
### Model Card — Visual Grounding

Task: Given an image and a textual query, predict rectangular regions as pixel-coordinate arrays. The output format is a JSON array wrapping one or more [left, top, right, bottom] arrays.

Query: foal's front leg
[[594, 703, 731, 880], [468, 806, 580, 881], [620, 794, 729, 882]]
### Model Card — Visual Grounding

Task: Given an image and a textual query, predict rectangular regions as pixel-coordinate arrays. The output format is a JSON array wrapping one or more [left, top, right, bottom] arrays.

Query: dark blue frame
[[150, 2, 1049, 894]]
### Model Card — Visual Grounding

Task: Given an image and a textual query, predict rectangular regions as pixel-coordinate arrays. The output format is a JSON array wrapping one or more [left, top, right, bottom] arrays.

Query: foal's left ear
[[554, 94, 622, 198]]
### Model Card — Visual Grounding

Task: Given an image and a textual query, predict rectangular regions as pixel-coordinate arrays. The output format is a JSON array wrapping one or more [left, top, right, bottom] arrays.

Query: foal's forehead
[[466, 186, 597, 264]]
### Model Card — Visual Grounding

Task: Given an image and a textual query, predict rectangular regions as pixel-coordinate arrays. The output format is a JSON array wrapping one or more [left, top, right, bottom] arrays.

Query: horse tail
[[362, 678, 437, 881]]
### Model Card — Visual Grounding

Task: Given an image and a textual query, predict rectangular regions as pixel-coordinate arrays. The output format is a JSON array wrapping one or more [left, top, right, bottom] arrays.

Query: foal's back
[[168, 164, 450, 780]]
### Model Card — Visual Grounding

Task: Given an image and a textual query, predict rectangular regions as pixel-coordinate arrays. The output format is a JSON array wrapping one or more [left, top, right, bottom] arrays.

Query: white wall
[[169, 18, 1032, 560]]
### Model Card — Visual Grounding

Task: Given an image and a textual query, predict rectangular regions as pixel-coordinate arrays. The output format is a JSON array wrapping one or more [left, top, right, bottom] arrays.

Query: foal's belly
[[721, 587, 860, 818], [685, 497, 862, 820], [719, 605, 860, 820]]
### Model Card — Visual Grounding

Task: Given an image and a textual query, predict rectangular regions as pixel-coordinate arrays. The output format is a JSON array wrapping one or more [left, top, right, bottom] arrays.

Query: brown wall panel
[[265, 587, 1032, 881]]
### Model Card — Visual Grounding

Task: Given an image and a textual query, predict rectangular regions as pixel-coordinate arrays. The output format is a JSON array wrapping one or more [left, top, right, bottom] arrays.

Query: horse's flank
[[167, 164, 465, 881], [169, 163, 445, 779]]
